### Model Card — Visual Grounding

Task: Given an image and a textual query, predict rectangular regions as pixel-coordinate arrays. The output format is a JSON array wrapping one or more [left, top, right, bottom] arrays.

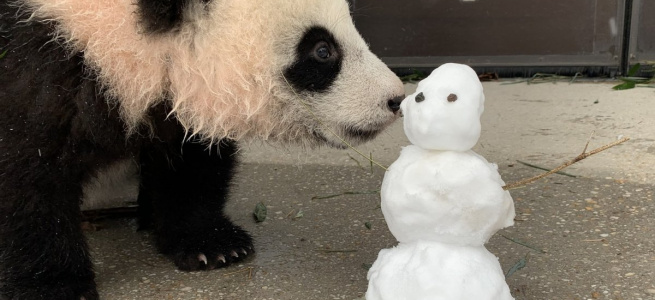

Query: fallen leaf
[[253, 202, 267, 222], [365, 222, 372, 230], [505, 256, 527, 278], [613, 81, 636, 90], [294, 209, 304, 220]]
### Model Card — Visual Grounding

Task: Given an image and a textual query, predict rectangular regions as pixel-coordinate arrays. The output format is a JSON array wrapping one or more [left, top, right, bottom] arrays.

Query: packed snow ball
[[401, 63, 485, 151], [381, 147, 516, 245], [367, 241, 513, 300]]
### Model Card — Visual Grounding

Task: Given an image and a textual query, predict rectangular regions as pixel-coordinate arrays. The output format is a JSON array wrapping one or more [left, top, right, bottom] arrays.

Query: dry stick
[[223, 267, 254, 279], [582, 131, 596, 153], [314, 249, 358, 253], [516, 160, 577, 178], [503, 137, 630, 190]]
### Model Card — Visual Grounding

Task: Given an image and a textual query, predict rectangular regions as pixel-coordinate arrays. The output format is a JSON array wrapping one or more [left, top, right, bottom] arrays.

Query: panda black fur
[[0, 0, 404, 299]]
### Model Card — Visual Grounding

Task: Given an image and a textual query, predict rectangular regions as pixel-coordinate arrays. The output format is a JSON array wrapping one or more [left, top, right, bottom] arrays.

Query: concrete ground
[[86, 80, 655, 300]]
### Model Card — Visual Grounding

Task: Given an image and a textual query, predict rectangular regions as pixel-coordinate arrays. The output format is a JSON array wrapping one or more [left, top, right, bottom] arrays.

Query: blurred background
[[349, 0, 654, 77]]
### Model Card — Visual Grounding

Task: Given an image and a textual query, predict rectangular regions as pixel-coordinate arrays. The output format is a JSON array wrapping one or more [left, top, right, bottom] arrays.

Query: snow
[[367, 241, 513, 300], [380, 146, 515, 246], [366, 63, 515, 300], [400, 63, 485, 152]]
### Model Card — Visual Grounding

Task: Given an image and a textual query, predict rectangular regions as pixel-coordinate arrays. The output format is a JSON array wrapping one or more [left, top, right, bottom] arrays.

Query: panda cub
[[0, 0, 404, 299]]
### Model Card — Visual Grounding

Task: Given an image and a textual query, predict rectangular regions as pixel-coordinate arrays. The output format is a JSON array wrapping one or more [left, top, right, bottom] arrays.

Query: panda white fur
[[0, 0, 404, 298]]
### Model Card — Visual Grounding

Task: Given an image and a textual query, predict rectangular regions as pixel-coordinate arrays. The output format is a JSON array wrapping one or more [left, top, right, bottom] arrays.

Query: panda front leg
[[138, 140, 254, 271], [0, 180, 97, 299]]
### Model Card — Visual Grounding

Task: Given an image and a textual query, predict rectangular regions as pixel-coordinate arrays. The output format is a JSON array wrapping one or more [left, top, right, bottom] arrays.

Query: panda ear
[[136, 0, 186, 33], [137, 0, 209, 34]]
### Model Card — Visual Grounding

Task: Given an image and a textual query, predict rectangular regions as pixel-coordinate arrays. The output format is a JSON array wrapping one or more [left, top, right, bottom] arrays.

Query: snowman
[[366, 63, 516, 300]]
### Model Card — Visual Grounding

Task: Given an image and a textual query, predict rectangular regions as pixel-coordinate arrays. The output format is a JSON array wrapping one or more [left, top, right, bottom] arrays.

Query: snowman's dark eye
[[415, 92, 425, 103], [447, 93, 458, 102]]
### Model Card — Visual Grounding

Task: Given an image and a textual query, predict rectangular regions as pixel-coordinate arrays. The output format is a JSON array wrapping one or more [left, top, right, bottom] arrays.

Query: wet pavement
[[85, 81, 655, 300]]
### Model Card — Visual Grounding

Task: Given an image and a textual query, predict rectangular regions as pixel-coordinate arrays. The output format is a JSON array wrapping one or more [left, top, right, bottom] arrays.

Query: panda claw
[[218, 254, 226, 264], [198, 253, 208, 265], [240, 248, 248, 255], [230, 250, 239, 258]]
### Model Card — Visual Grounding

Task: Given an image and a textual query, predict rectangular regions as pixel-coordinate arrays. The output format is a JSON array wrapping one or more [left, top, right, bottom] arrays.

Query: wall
[[351, 0, 652, 75]]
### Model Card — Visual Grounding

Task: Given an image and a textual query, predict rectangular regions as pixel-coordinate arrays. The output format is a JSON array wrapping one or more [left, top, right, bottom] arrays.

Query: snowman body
[[366, 241, 511, 300], [366, 63, 515, 300]]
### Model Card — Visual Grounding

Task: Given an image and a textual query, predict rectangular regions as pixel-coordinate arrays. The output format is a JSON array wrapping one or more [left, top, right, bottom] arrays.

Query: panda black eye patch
[[284, 26, 343, 93]]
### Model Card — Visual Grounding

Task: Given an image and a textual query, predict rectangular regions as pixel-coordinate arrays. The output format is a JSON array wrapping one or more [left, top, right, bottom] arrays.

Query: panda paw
[[174, 247, 252, 271], [166, 225, 255, 271]]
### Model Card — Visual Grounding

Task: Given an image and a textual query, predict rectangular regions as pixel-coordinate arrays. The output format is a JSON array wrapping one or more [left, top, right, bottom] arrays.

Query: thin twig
[[582, 131, 595, 154], [370, 152, 374, 173], [314, 249, 358, 253], [500, 234, 546, 253], [570, 72, 583, 83], [503, 137, 630, 190], [223, 267, 254, 279], [311, 190, 380, 200], [517, 160, 578, 178], [347, 153, 365, 170]]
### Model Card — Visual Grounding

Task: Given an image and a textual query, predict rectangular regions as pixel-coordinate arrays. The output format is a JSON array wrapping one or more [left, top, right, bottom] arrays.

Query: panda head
[[23, 0, 405, 148]]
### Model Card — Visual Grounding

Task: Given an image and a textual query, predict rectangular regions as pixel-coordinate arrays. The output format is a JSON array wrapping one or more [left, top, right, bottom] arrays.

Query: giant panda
[[0, 0, 405, 299]]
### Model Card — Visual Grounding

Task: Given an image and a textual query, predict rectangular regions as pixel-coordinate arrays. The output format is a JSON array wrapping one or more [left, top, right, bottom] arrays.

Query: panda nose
[[387, 96, 404, 113]]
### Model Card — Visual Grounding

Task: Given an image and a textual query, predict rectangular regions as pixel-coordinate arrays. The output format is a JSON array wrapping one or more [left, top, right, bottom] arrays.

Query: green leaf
[[613, 81, 636, 90], [365, 222, 372, 230], [294, 209, 304, 220], [627, 63, 641, 77], [505, 256, 527, 278], [619, 76, 651, 83], [253, 202, 267, 222], [0, 49, 7, 59], [399, 70, 427, 83]]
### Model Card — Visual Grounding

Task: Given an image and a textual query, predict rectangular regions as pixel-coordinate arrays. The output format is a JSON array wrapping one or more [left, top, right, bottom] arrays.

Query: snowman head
[[400, 63, 484, 151]]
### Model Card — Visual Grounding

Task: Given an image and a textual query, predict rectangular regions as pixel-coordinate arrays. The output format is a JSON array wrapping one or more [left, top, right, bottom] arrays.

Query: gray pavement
[[86, 80, 655, 300]]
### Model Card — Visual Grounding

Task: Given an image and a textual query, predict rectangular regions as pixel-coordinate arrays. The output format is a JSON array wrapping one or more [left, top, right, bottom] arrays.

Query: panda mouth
[[311, 130, 346, 149], [344, 127, 381, 141], [311, 126, 382, 149]]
